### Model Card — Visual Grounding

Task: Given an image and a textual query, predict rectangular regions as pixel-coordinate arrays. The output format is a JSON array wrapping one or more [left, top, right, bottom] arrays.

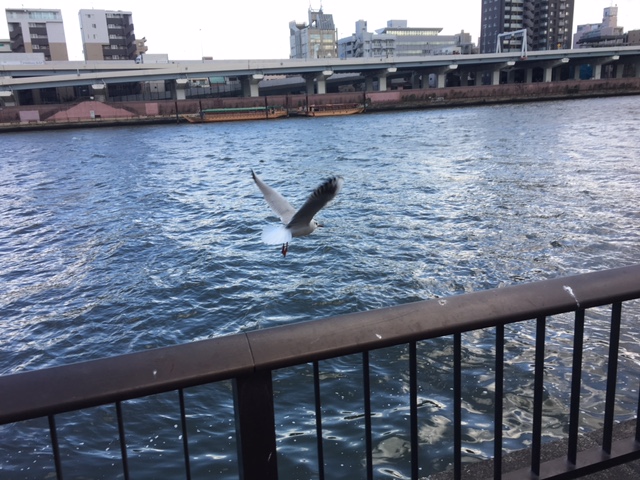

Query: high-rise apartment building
[[79, 9, 137, 61], [480, 0, 574, 53], [289, 7, 337, 59], [5, 8, 69, 61]]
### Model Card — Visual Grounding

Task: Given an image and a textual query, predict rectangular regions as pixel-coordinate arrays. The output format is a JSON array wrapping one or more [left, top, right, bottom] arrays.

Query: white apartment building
[[5, 8, 68, 61], [79, 9, 137, 61]]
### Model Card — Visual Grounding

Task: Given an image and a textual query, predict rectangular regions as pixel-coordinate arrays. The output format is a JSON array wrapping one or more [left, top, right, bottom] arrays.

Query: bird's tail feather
[[262, 225, 292, 245]]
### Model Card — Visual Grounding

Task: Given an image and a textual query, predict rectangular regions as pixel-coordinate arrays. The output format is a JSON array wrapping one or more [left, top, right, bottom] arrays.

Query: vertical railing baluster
[[48, 414, 64, 480], [178, 389, 192, 480], [233, 371, 278, 480], [409, 341, 419, 480], [603, 302, 622, 454], [568, 309, 585, 465], [313, 361, 325, 480], [531, 316, 546, 477], [453, 333, 462, 480], [363, 351, 373, 480], [494, 324, 504, 480], [116, 401, 130, 480], [636, 372, 640, 443]]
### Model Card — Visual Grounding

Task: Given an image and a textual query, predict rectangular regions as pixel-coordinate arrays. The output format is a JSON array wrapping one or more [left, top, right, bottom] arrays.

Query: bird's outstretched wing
[[288, 176, 343, 228], [251, 169, 297, 224]]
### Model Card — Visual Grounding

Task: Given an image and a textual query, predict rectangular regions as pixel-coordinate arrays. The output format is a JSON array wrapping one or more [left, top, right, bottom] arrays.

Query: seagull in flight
[[251, 169, 343, 256]]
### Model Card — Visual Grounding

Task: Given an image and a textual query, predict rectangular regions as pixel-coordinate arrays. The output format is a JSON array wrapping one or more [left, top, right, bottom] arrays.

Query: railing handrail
[[2, 264, 640, 426]]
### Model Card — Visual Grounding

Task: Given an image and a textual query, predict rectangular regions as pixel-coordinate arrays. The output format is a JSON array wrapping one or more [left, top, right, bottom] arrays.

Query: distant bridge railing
[[2, 265, 640, 479]]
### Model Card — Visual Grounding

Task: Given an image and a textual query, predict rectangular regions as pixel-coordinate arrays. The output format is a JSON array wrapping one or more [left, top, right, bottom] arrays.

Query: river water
[[1, 96, 640, 479]]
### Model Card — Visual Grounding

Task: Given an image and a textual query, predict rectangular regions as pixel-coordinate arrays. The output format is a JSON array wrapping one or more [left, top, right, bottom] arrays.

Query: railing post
[[313, 361, 325, 480], [233, 370, 278, 480], [568, 309, 585, 465], [363, 351, 374, 480], [531, 316, 547, 476], [48, 414, 64, 480], [410, 342, 419, 480], [453, 334, 462, 480], [115, 401, 130, 480], [494, 325, 504, 480], [603, 302, 622, 454]]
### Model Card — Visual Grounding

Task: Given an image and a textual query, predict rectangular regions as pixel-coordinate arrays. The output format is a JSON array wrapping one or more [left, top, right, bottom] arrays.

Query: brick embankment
[[1, 78, 639, 133]]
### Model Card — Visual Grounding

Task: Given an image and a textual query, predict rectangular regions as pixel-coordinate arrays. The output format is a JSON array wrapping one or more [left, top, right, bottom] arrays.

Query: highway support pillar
[[459, 70, 471, 86], [430, 65, 458, 88], [364, 67, 397, 91], [490, 61, 516, 85], [411, 72, 421, 89], [592, 64, 602, 80], [303, 70, 333, 94], [0, 89, 17, 107], [174, 79, 188, 100], [474, 70, 484, 86], [491, 69, 500, 85], [304, 75, 315, 95], [378, 74, 389, 91], [540, 57, 570, 82], [241, 74, 263, 97], [316, 70, 333, 94], [90, 83, 108, 102], [574, 65, 582, 80], [377, 67, 396, 91], [364, 75, 375, 92]]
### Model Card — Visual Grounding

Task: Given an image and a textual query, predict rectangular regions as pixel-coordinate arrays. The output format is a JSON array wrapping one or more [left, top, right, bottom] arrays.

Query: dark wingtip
[[319, 175, 344, 195]]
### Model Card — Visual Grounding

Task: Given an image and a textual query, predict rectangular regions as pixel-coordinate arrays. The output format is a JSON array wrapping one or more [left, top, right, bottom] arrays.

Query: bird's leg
[[281, 243, 289, 257]]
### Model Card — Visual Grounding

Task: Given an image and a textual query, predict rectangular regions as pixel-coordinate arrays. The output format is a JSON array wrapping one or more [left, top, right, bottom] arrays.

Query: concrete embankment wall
[[365, 78, 640, 111], [1, 78, 639, 132]]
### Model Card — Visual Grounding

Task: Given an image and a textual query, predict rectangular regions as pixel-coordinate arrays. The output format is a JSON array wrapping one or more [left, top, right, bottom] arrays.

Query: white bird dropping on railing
[[563, 285, 581, 308]]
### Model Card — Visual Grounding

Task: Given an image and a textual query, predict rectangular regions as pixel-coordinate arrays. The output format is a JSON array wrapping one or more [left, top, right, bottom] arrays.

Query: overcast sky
[[2, 1, 639, 60]]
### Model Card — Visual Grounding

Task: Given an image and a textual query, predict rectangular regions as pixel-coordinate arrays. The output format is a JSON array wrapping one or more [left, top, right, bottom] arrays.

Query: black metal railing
[[2, 265, 640, 479]]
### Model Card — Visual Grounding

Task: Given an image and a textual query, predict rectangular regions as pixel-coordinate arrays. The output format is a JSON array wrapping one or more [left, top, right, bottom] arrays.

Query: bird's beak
[[317, 223, 324, 228]]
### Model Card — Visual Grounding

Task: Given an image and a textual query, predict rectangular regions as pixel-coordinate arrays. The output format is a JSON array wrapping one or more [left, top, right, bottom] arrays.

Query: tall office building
[[480, 0, 574, 53], [289, 7, 337, 59], [5, 8, 69, 61], [79, 9, 137, 61]]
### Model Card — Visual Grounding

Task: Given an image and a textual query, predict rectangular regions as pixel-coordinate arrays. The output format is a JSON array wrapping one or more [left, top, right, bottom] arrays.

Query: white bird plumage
[[251, 169, 343, 255]]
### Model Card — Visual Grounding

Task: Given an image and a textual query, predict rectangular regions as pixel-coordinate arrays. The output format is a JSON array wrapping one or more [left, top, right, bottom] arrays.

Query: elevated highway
[[1, 46, 639, 104]]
